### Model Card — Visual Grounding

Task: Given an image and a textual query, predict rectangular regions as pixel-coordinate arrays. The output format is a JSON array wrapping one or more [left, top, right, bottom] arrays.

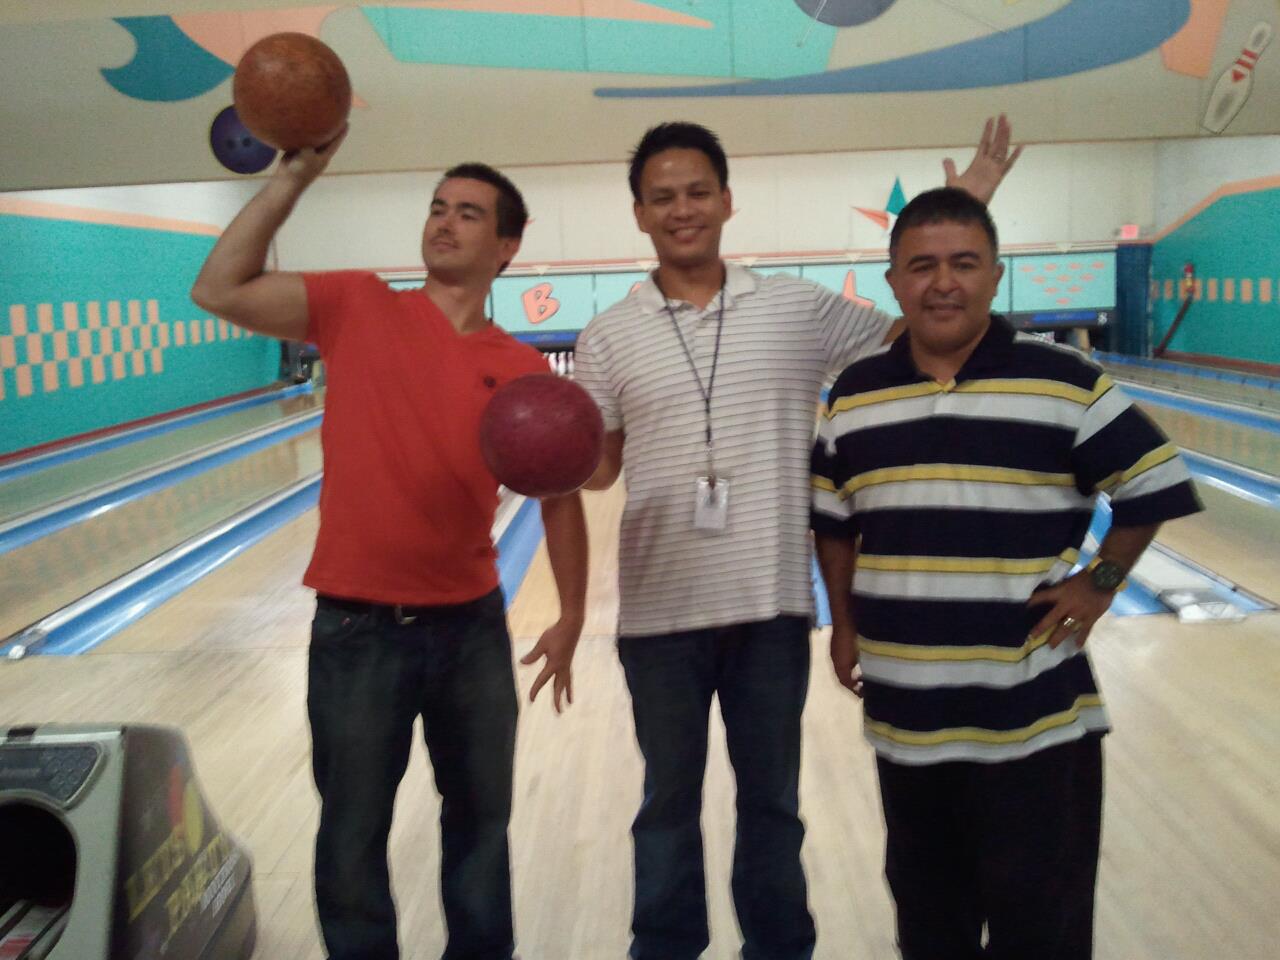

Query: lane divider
[[0, 409, 323, 557], [2, 483, 546, 659], [0, 382, 314, 485]]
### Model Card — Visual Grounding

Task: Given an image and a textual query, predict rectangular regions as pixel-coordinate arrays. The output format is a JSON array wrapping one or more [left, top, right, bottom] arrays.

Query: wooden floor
[[2, 484, 1279, 959]]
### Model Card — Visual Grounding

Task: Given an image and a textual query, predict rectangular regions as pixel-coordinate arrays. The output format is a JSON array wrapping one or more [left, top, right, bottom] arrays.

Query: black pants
[[876, 736, 1104, 960]]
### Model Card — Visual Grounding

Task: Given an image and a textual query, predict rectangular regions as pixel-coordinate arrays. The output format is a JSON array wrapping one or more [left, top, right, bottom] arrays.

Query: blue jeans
[[618, 616, 816, 960], [307, 589, 517, 960]]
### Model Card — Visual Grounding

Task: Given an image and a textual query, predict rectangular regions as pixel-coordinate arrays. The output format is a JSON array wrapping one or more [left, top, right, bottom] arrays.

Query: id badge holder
[[694, 476, 730, 533]]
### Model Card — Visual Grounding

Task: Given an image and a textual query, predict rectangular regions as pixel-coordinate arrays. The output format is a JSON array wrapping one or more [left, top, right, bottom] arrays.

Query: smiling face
[[421, 176, 520, 283], [632, 147, 732, 272], [887, 219, 1005, 363]]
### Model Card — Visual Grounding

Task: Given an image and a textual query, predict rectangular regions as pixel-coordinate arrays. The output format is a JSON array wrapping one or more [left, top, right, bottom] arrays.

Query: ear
[[497, 235, 521, 272], [992, 259, 1005, 284], [633, 199, 650, 235], [723, 186, 734, 219]]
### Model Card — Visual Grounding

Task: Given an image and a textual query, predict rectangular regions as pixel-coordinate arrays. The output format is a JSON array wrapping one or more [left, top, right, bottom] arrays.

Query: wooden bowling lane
[[3, 480, 1280, 957], [0, 429, 322, 641], [1153, 483, 1280, 606], [0, 388, 323, 524], [1137, 399, 1280, 479]]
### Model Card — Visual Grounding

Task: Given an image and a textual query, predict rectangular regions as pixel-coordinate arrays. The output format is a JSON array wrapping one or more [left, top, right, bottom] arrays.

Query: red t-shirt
[[302, 271, 547, 605]]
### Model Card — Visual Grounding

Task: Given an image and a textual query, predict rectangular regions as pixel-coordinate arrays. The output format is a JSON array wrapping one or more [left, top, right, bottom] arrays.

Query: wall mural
[[1, 0, 1276, 189]]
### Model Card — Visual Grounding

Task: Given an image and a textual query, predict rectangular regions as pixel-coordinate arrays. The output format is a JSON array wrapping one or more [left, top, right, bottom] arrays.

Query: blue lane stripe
[[1097, 352, 1280, 394], [8, 480, 321, 657], [0, 411, 323, 558], [1122, 382, 1280, 436], [497, 498, 544, 607], [1182, 451, 1280, 509], [0, 382, 313, 485], [6, 490, 549, 658]]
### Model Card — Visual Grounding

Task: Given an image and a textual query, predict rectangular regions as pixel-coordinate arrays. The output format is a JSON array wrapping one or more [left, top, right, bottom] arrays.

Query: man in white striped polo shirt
[[811, 187, 1202, 958], [573, 122, 1021, 960]]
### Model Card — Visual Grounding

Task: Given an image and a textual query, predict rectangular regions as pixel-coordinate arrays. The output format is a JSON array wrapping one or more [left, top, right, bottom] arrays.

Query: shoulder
[[1007, 334, 1105, 391], [828, 345, 898, 398], [583, 291, 650, 339]]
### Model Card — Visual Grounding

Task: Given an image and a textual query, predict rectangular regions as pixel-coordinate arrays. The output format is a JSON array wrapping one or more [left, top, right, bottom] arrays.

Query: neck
[[908, 329, 987, 384], [422, 275, 492, 334], [655, 259, 726, 310]]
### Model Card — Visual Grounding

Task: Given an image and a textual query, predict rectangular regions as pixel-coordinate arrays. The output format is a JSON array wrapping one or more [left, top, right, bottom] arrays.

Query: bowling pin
[[1202, 22, 1273, 134], [546, 352, 556, 372], [567, 352, 575, 377], [558, 352, 568, 376]]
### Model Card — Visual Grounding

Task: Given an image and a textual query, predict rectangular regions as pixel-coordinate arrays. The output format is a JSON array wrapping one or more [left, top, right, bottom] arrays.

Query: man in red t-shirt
[[192, 133, 588, 960]]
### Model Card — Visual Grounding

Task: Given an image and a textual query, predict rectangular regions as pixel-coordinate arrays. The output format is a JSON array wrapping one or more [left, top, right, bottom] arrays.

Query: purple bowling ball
[[210, 105, 277, 174]]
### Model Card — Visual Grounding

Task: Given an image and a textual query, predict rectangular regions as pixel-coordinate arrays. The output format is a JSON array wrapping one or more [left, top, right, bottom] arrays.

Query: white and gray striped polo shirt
[[574, 262, 893, 637]]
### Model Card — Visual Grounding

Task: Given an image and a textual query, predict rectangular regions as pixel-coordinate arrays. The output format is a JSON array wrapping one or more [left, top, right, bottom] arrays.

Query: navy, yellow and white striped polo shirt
[[811, 315, 1202, 765]]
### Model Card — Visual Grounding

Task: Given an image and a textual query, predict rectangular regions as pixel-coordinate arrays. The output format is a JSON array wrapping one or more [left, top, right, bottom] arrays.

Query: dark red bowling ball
[[480, 374, 605, 498], [233, 32, 351, 151]]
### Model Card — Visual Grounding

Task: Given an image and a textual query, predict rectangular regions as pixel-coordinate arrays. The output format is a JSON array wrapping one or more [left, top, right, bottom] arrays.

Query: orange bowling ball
[[232, 32, 351, 151], [480, 374, 605, 498]]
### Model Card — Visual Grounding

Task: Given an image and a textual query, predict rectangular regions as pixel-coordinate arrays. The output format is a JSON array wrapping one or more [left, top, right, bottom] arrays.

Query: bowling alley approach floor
[[2, 482, 1280, 960]]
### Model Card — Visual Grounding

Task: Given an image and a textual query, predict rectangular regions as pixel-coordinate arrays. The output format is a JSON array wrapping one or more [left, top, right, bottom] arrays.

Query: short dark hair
[[628, 122, 729, 202], [889, 187, 999, 263], [440, 162, 528, 239]]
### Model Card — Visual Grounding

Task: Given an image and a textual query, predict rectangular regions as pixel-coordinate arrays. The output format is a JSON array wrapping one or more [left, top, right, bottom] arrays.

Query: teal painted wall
[[1150, 187, 1280, 365], [470, 252, 1115, 337], [0, 213, 279, 456]]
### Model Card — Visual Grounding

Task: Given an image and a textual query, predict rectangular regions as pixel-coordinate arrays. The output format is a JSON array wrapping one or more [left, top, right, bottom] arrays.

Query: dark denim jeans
[[307, 588, 517, 960], [618, 616, 816, 960]]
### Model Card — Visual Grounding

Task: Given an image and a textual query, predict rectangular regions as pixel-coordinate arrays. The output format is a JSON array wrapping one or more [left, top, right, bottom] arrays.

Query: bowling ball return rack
[[0, 724, 256, 960]]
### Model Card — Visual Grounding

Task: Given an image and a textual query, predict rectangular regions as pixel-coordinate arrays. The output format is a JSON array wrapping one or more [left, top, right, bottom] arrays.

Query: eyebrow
[[905, 251, 983, 267], [430, 199, 488, 215]]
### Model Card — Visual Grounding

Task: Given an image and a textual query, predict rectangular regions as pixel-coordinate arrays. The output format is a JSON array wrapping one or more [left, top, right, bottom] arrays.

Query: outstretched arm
[[943, 114, 1023, 205]]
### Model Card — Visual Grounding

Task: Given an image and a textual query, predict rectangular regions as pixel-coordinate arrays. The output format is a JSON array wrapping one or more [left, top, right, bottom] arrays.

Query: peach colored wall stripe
[[1261, 278, 1274, 303], [41, 361, 59, 393], [68, 359, 85, 388], [87, 302, 102, 329], [1152, 174, 1280, 243], [152, 349, 164, 373], [131, 352, 145, 376], [0, 197, 221, 236], [90, 356, 106, 384], [147, 300, 159, 324], [107, 301, 121, 327], [26, 334, 43, 364], [1160, 0, 1230, 78], [8, 305, 28, 336], [53, 332, 69, 362], [16, 367, 33, 398], [62, 302, 79, 331], [111, 354, 126, 380], [0, 337, 15, 368], [1241, 278, 1254, 303], [37, 303, 54, 334]]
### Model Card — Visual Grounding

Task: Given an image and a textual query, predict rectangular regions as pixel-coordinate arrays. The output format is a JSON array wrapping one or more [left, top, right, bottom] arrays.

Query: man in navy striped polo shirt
[[811, 187, 1201, 958]]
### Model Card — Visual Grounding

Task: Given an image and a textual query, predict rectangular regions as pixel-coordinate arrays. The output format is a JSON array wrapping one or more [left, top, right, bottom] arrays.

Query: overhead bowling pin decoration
[[1201, 22, 1273, 134]]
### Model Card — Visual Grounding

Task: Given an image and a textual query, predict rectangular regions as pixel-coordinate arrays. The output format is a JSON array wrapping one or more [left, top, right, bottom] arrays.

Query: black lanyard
[[657, 270, 727, 478]]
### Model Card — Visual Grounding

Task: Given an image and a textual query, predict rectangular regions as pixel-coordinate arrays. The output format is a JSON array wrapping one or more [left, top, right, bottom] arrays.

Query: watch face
[[1092, 561, 1125, 591]]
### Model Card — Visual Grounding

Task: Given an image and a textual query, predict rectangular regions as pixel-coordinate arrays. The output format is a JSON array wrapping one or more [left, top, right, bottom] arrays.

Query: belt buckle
[[394, 604, 417, 626]]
